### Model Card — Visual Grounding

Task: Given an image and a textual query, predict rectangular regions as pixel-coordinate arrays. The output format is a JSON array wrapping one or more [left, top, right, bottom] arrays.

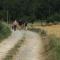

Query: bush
[[48, 35, 60, 60], [0, 22, 11, 42], [47, 13, 60, 24]]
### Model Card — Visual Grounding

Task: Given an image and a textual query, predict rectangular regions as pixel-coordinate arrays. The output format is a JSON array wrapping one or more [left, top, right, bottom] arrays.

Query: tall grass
[[52, 36, 60, 60], [0, 22, 11, 42], [44, 34, 60, 60]]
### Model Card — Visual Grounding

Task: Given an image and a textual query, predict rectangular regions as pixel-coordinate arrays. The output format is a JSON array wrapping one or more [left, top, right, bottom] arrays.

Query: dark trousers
[[12, 25, 17, 31]]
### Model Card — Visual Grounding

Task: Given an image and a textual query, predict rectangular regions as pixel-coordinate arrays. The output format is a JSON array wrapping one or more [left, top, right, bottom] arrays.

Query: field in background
[[32, 23, 60, 37]]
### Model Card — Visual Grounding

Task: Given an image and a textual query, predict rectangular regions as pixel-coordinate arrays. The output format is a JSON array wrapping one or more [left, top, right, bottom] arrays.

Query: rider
[[12, 20, 18, 31], [25, 21, 28, 30]]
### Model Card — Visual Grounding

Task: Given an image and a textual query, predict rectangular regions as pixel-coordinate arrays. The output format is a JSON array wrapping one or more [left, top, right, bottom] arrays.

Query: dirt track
[[0, 30, 45, 60], [12, 30, 45, 60], [0, 30, 25, 60]]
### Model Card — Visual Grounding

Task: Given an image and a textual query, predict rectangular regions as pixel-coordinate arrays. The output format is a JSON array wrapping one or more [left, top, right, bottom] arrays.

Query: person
[[25, 21, 28, 30], [12, 20, 18, 31]]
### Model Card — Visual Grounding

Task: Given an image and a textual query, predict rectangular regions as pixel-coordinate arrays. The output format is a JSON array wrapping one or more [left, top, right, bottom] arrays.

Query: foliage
[[47, 13, 60, 23], [0, 0, 60, 22], [0, 22, 11, 42], [48, 35, 60, 60]]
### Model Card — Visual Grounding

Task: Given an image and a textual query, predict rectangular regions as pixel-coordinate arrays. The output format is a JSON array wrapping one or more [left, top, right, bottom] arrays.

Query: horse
[[18, 20, 28, 30]]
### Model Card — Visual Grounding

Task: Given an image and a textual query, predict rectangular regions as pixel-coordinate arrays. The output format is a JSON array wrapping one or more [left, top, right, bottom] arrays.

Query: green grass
[[46, 34, 60, 60], [0, 22, 11, 42], [54, 38, 60, 60]]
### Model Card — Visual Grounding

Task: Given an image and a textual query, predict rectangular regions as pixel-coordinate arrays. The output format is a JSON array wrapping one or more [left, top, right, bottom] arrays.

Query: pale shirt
[[13, 20, 18, 26]]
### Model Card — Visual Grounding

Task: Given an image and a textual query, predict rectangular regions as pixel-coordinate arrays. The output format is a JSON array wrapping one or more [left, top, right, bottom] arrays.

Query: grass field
[[32, 23, 60, 37]]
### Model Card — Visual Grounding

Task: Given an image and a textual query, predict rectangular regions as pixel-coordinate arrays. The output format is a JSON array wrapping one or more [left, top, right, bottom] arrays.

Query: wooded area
[[0, 0, 60, 23]]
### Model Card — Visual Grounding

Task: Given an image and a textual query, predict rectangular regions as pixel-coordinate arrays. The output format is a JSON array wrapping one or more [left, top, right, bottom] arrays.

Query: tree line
[[0, 0, 60, 23]]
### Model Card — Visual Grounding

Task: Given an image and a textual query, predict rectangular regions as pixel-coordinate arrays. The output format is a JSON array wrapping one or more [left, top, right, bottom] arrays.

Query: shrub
[[0, 22, 11, 42], [48, 34, 60, 60], [47, 13, 60, 24]]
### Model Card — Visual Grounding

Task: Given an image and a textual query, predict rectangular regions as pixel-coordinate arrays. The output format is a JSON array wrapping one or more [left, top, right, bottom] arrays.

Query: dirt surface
[[12, 31, 45, 60], [0, 30, 46, 60], [0, 30, 25, 60]]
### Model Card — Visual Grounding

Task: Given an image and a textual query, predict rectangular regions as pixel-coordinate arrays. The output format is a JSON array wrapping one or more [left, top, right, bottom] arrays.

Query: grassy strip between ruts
[[3, 36, 25, 60]]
